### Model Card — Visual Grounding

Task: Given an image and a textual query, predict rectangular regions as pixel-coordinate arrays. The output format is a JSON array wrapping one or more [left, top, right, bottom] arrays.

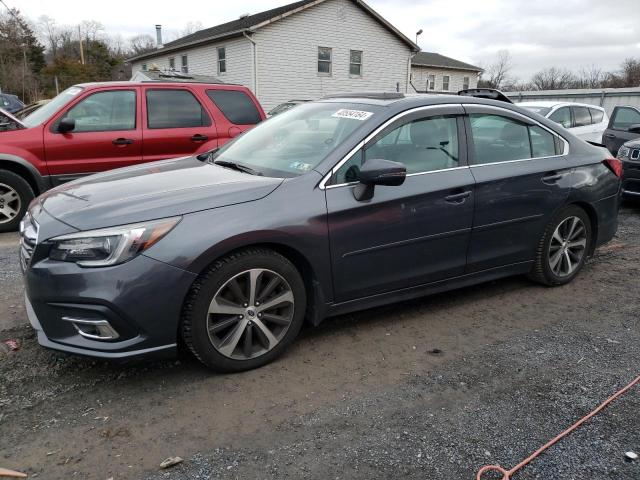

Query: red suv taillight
[[603, 157, 623, 178]]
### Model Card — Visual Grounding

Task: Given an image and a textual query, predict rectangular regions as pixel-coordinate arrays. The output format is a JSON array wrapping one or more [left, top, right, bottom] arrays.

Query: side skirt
[[325, 260, 534, 319]]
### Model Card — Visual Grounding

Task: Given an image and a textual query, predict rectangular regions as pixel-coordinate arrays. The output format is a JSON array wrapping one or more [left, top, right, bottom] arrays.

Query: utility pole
[[78, 25, 85, 65]]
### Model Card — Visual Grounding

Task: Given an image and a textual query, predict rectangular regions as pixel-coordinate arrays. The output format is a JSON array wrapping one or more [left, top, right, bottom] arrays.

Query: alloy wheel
[[207, 268, 295, 360], [0, 183, 21, 225], [548, 216, 587, 277]]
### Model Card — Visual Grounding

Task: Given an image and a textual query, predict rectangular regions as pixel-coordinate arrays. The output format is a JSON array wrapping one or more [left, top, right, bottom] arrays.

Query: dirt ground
[[1, 206, 639, 480]]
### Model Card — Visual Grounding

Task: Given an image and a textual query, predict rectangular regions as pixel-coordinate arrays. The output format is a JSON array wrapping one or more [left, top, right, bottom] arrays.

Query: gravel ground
[[1, 205, 639, 480]]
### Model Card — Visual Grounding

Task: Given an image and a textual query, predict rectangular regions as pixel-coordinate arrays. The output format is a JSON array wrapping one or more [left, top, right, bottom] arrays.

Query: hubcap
[[207, 268, 295, 360], [0, 183, 20, 225], [548, 216, 587, 277]]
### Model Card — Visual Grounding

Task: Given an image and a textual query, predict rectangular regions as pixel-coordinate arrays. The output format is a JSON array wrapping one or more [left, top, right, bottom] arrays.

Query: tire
[[181, 248, 306, 372], [528, 205, 593, 286], [0, 170, 34, 233]]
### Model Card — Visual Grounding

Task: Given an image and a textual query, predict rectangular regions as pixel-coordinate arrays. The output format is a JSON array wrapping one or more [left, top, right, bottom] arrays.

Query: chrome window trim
[[323, 165, 470, 190], [319, 104, 458, 190], [319, 103, 570, 190]]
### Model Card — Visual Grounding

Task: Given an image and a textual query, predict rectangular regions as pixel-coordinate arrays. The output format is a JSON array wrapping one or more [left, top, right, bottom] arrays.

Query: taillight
[[603, 158, 623, 178]]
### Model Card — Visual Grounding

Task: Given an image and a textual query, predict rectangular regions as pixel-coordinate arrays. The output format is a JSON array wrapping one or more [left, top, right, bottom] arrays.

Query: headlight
[[48, 217, 181, 267], [617, 145, 630, 159]]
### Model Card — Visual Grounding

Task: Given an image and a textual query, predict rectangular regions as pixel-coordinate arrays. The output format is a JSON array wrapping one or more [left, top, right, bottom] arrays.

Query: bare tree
[[576, 65, 604, 88], [38, 15, 59, 58], [128, 34, 155, 56], [79, 20, 104, 43], [479, 50, 514, 89], [180, 21, 203, 37], [530, 67, 577, 90]]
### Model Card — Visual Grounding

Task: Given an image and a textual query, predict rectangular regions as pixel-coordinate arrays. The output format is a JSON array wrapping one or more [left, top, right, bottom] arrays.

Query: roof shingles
[[411, 52, 482, 72]]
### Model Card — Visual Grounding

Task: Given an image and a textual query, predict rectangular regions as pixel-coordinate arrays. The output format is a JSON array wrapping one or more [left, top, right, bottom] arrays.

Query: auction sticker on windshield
[[331, 109, 374, 121]]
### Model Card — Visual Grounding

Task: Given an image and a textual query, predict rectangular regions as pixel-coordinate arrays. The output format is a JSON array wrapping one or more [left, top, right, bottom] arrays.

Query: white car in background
[[517, 101, 608, 143]]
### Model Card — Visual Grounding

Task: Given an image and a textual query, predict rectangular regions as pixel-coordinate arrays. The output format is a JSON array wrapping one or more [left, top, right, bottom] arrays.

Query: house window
[[318, 47, 332, 75], [217, 47, 226, 74], [181, 55, 188, 73], [428, 74, 435, 90], [463, 76, 470, 90], [442, 75, 450, 91], [169, 57, 175, 70], [349, 50, 362, 76], [142, 64, 147, 71]]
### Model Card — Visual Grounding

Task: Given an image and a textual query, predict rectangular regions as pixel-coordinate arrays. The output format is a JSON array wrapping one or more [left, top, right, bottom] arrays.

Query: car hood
[[39, 156, 284, 231], [0, 107, 25, 129]]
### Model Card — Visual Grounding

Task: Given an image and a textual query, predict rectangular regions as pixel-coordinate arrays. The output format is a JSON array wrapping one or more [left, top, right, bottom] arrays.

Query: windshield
[[210, 102, 381, 177], [22, 86, 84, 127], [519, 105, 551, 116]]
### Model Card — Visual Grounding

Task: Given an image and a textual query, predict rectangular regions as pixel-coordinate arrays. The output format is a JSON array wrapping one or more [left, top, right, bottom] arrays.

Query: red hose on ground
[[476, 374, 640, 480]]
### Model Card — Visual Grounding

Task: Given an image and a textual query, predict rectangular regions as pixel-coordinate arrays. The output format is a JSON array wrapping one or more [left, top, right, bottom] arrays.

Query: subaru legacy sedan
[[21, 92, 622, 372]]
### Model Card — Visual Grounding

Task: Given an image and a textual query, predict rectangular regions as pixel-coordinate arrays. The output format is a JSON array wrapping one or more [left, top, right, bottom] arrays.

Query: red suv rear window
[[206, 90, 262, 125]]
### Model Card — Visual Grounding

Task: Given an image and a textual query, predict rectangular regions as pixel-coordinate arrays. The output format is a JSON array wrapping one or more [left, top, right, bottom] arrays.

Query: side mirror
[[628, 124, 640, 134], [57, 117, 75, 133], [353, 158, 406, 201]]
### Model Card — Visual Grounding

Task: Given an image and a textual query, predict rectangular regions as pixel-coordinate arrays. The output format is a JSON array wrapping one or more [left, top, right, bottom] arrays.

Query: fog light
[[61, 316, 120, 341]]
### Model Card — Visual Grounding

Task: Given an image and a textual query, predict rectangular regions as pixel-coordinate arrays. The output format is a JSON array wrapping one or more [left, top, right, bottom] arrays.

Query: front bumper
[[23, 252, 197, 360]]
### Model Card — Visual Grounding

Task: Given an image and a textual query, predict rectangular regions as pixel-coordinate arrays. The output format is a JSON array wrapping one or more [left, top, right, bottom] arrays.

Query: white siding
[[130, 36, 254, 89], [410, 66, 479, 94], [253, 0, 412, 111]]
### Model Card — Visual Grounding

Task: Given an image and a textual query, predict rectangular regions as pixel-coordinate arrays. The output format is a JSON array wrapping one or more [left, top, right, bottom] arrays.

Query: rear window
[[146, 89, 211, 129], [206, 89, 262, 125], [589, 108, 604, 124], [573, 106, 592, 127]]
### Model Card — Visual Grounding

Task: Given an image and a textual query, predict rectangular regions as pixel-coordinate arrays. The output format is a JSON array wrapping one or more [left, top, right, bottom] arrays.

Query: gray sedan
[[21, 92, 622, 371]]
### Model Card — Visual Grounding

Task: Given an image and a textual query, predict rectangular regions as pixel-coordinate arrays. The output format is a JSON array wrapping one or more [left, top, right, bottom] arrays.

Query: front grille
[[19, 212, 38, 271]]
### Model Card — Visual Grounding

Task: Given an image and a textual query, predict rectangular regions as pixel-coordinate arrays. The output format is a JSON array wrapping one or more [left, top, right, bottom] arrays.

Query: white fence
[[505, 87, 640, 115]]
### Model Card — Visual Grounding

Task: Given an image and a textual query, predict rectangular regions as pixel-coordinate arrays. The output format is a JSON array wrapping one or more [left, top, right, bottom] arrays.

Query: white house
[[127, 0, 419, 111], [410, 52, 482, 94]]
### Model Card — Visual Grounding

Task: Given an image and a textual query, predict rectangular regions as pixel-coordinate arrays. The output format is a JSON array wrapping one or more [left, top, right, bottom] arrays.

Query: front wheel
[[181, 248, 306, 372], [529, 205, 592, 286], [0, 170, 34, 233]]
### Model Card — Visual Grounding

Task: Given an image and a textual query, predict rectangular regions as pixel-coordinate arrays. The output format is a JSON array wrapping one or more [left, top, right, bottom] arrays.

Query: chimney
[[155, 25, 163, 49]]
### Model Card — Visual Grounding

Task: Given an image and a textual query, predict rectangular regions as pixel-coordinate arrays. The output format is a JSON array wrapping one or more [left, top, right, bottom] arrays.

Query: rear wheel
[[0, 170, 34, 233], [181, 248, 306, 372], [529, 205, 592, 286]]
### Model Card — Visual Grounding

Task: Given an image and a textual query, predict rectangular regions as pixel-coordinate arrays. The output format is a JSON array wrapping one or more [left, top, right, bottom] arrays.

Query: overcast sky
[[7, 0, 640, 80]]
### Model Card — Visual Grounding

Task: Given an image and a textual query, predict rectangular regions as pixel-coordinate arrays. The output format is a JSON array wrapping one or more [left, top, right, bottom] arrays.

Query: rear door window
[[589, 108, 604, 124], [611, 107, 640, 131], [469, 114, 531, 164], [146, 89, 211, 129], [529, 125, 557, 158], [469, 113, 561, 164], [548, 107, 572, 129], [206, 89, 262, 125], [572, 106, 592, 127]]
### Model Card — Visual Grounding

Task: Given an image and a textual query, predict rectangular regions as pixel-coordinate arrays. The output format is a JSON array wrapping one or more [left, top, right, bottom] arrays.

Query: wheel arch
[[0, 155, 48, 195], [567, 201, 598, 255], [184, 241, 328, 330]]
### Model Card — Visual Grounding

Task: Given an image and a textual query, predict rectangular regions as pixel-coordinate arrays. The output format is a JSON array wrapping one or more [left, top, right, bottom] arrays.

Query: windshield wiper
[[213, 160, 263, 176]]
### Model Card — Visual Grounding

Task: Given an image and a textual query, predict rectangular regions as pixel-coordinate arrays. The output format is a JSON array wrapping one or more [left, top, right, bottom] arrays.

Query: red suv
[[0, 81, 265, 232]]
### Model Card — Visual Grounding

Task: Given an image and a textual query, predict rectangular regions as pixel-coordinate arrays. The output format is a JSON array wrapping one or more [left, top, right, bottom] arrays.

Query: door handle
[[542, 172, 564, 184], [604, 133, 615, 139], [444, 190, 471, 203], [112, 138, 134, 145], [191, 134, 208, 142]]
